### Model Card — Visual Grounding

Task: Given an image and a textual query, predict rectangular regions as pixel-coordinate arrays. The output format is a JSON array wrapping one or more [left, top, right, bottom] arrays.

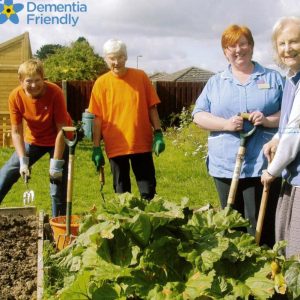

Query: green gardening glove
[[152, 129, 165, 156], [92, 146, 105, 170]]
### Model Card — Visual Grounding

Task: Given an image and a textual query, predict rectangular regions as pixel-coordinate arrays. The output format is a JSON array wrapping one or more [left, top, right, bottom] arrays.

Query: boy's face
[[20, 74, 45, 98]]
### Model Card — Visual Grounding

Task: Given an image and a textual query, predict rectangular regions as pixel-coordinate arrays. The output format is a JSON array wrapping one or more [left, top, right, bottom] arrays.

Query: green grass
[[0, 124, 219, 215]]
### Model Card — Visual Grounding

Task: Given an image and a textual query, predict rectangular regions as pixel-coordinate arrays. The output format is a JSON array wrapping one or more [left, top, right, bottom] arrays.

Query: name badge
[[258, 83, 270, 89]]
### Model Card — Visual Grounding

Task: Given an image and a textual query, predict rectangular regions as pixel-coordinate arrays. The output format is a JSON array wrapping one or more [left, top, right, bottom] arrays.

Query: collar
[[286, 69, 300, 86], [220, 61, 265, 80]]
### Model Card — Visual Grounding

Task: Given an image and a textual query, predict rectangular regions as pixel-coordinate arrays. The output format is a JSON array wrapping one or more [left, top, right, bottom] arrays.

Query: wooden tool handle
[[255, 184, 270, 244], [255, 151, 275, 244], [66, 153, 75, 236], [227, 146, 245, 206], [67, 154, 75, 204], [240, 112, 250, 120]]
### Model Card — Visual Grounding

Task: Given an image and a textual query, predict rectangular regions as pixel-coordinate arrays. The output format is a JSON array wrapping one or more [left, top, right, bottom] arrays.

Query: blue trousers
[[109, 152, 156, 200], [0, 143, 68, 217]]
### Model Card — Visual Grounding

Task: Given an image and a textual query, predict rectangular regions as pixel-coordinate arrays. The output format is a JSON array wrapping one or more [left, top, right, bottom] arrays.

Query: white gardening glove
[[19, 156, 30, 179], [49, 158, 65, 183]]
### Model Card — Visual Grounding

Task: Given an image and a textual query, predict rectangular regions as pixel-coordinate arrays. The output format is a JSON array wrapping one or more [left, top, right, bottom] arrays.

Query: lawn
[[0, 123, 219, 216]]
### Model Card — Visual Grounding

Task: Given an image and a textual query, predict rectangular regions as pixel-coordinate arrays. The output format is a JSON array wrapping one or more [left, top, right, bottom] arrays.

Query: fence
[[0, 111, 12, 147], [154, 81, 206, 119], [56, 80, 95, 121], [59, 80, 206, 122], [0, 80, 206, 147]]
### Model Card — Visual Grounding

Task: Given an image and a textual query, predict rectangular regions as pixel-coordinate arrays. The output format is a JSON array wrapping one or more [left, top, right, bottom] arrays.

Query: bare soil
[[0, 214, 38, 300]]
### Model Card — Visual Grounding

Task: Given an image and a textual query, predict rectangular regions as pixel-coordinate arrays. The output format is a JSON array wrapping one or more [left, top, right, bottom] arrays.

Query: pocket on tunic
[[207, 134, 225, 163]]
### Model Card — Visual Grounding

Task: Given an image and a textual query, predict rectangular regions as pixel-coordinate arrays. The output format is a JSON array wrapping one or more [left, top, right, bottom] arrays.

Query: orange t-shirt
[[9, 81, 71, 146], [88, 68, 160, 158]]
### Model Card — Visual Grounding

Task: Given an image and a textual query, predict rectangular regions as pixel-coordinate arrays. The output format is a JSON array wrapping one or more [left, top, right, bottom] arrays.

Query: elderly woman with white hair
[[88, 39, 165, 200], [262, 16, 300, 258]]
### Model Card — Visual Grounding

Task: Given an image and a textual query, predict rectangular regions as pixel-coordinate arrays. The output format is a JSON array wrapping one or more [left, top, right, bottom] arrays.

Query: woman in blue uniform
[[192, 24, 284, 247]]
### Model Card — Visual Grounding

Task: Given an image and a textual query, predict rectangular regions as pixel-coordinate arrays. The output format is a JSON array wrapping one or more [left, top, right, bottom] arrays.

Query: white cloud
[[1, 0, 300, 74]]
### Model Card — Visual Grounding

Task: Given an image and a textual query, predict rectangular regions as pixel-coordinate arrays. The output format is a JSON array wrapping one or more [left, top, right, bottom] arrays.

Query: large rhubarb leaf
[[285, 261, 300, 299]]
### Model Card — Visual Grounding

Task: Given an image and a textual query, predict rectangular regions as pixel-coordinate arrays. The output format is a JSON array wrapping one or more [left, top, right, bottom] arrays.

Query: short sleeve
[[192, 78, 213, 116], [8, 89, 23, 125], [88, 79, 102, 118], [52, 85, 69, 124]]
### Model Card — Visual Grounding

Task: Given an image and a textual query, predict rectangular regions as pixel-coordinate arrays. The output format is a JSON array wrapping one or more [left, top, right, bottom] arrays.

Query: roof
[[155, 66, 214, 82], [0, 32, 32, 67], [148, 72, 168, 81]]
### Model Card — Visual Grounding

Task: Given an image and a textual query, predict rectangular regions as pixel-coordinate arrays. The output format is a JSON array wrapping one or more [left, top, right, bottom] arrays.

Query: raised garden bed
[[0, 207, 44, 300]]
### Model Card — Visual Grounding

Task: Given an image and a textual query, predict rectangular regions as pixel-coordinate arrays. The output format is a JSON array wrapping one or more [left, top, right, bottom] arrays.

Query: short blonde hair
[[272, 16, 300, 69], [103, 39, 127, 59], [18, 59, 44, 80]]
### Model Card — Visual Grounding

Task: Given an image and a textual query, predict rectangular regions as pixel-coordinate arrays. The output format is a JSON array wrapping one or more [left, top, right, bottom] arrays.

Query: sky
[[1, 0, 300, 75]]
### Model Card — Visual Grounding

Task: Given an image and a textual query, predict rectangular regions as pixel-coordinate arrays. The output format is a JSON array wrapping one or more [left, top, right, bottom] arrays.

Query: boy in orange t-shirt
[[88, 39, 165, 200], [0, 59, 71, 216]]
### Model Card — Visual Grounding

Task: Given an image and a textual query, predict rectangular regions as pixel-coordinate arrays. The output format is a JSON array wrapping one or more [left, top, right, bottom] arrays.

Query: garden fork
[[23, 175, 34, 205]]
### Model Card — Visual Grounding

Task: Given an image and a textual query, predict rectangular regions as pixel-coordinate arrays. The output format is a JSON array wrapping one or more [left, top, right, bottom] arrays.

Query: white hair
[[103, 39, 127, 59], [272, 16, 300, 69]]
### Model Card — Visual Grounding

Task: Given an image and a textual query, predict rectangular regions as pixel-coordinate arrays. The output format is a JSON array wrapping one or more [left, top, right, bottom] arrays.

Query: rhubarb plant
[[44, 193, 299, 299]]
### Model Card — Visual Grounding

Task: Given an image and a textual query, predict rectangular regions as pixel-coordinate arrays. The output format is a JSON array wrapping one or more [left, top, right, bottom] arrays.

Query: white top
[[268, 74, 300, 177]]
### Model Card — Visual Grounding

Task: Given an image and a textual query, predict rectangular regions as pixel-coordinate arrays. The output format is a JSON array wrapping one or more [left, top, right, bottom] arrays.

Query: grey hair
[[272, 16, 300, 69], [103, 39, 127, 59]]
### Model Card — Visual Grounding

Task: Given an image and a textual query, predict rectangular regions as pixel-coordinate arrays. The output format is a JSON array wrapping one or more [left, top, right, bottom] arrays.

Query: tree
[[34, 44, 64, 60], [43, 38, 108, 81], [76, 36, 88, 43]]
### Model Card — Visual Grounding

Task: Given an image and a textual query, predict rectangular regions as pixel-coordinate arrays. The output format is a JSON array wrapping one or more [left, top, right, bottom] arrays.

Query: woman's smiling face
[[224, 35, 253, 68], [105, 53, 127, 77], [276, 22, 300, 73]]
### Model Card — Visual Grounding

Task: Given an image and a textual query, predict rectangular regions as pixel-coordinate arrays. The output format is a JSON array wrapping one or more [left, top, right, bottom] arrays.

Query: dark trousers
[[213, 176, 282, 248], [109, 152, 156, 200]]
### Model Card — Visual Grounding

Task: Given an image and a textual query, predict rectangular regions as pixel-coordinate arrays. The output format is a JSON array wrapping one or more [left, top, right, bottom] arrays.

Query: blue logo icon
[[0, 0, 24, 24]]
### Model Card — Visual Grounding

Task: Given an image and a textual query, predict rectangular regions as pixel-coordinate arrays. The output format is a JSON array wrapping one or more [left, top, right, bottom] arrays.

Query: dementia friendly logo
[[0, 0, 87, 27], [0, 0, 24, 24]]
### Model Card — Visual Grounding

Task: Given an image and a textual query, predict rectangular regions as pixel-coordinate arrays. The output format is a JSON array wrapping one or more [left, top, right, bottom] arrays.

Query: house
[[151, 66, 214, 82], [148, 72, 168, 82], [150, 67, 214, 119], [0, 32, 32, 147]]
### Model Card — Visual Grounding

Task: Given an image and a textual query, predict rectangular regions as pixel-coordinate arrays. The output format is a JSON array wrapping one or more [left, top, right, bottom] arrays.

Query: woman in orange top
[[0, 59, 71, 216], [88, 39, 165, 200]]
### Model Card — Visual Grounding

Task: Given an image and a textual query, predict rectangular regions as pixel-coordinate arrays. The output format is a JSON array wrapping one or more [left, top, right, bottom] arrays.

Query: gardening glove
[[49, 158, 65, 184], [92, 146, 105, 171], [19, 156, 30, 179], [152, 129, 165, 156]]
